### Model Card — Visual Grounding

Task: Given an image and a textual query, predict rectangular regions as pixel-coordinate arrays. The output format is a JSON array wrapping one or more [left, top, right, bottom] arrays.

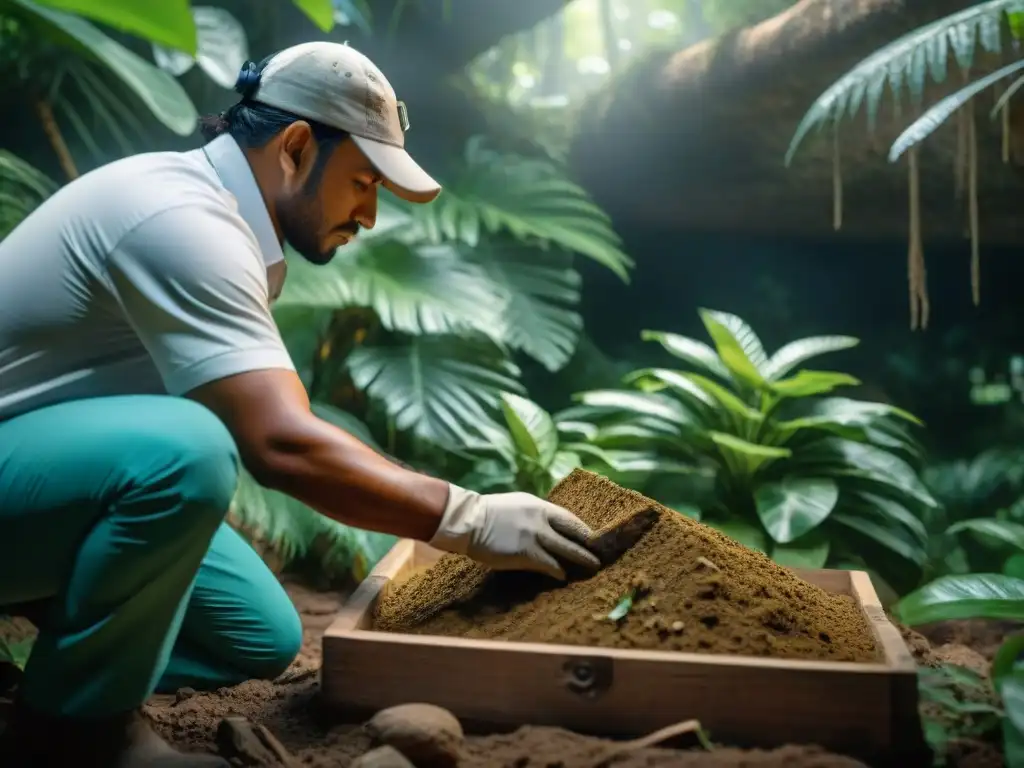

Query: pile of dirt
[[374, 470, 880, 663], [2, 577, 1009, 767]]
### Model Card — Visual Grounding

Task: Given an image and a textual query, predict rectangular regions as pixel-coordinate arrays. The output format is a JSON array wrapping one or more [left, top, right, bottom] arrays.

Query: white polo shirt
[[0, 135, 296, 422]]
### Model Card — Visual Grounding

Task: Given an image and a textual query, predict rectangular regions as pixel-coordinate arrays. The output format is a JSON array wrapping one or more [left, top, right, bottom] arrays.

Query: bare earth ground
[[0, 579, 1014, 767]]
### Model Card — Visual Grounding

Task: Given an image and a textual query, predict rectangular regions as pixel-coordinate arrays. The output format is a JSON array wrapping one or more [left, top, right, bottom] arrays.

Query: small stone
[[352, 746, 416, 768], [695, 556, 720, 572], [366, 703, 464, 768], [671, 621, 685, 633]]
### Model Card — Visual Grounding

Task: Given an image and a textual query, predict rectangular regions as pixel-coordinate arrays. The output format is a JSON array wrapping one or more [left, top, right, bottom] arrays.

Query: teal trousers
[[0, 395, 303, 717]]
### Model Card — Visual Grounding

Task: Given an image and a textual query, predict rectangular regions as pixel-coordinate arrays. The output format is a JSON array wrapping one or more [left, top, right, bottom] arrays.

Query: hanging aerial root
[[832, 124, 843, 230], [1003, 102, 1011, 163], [908, 148, 929, 331], [955, 70, 971, 199], [968, 99, 980, 306]]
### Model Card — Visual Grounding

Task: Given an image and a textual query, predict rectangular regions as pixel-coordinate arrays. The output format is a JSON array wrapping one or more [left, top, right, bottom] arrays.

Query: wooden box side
[[323, 540, 924, 762]]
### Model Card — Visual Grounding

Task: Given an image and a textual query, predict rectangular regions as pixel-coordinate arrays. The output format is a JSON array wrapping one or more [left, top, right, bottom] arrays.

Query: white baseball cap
[[243, 41, 441, 204]]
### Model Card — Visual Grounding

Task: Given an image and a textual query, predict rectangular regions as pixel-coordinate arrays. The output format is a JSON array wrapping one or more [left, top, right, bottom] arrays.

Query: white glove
[[428, 484, 601, 579]]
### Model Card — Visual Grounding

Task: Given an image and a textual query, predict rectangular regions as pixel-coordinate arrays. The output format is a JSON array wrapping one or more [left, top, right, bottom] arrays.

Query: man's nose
[[355, 189, 378, 230]]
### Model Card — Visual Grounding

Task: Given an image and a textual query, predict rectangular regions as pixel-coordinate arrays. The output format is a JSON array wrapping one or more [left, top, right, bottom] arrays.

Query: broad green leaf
[[755, 476, 839, 543], [809, 396, 923, 427], [641, 330, 729, 379], [682, 373, 763, 422], [772, 532, 831, 569], [549, 450, 582, 485], [347, 335, 524, 448], [574, 390, 693, 428], [624, 368, 715, 408], [770, 370, 860, 398], [332, 0, 372, 34], [699, 308, 764, 387], [993, 633, 1024, 688], [710, 431, 790, 477], [948, 519, 1024, 553], [467, 246, 582, 372], [813, 438, 937, 508], [31, 0, 197, 53], [700, 309, 768, 368], [291, 0, 336, 31], [555, 420, 598, 441], [500, 392, 558, 468], [13, 0, 198, 135], [152, 6, 248, 89], [278, 240, 507, 341], [0, 635, 34, 671], [845, 489, 928, 544], [1003, 670, 1024, 738], [763, 336, 860, 380], [772, 415, 868, 444], [706, 519, 768, 552], [1006, 554, 1024, 579], [897, 574, 1024, 626], [831, 512, 927, 567], [415, 136, 632, 281], [459, 459, 517, 493]]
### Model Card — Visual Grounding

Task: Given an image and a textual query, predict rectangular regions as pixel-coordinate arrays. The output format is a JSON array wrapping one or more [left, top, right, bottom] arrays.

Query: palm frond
[[786, 0, 1024, 164], [152, 5, 249, 89], [466, 245, 582, 372], [410, 136, 633, 281], [889, 57, 1024, 162], [347, 334, 525, 448], [278, 239, 508, 341], [0, 150, 57, 237]]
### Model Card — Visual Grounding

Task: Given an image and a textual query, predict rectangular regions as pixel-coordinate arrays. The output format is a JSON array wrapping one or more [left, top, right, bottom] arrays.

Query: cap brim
[[351, 135, 441, 204]]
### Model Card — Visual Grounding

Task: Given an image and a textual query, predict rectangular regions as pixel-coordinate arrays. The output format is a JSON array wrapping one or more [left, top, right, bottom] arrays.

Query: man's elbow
[[238, 428, 321, 491]]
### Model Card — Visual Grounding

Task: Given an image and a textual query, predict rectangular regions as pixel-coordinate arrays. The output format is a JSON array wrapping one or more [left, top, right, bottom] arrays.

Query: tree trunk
[[567, 0, 1024, 245]]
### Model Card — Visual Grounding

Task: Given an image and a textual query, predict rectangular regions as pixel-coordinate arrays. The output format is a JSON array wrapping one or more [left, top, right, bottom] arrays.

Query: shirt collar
[[200, 134, 284, 269]]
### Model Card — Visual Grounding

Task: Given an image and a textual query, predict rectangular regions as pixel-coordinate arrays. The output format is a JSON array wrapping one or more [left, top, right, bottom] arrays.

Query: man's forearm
[[250, 417, 450, 541]]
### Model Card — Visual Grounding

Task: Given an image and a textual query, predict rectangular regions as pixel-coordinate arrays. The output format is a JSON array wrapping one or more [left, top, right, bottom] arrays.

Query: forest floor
[[0, 577, 1012, 768]]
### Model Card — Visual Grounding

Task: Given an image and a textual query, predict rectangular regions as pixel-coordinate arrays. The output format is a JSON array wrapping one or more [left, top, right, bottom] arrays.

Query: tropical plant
[[785, 1, 1024, 329], [457, 392, 585, 497], [897, 573, 1024, 766], [0, 0, 198, 179], [921, 448, 1024, 579], [231, 136, 632, 580], [0, 150, 56, 238], [558, 308, 934, 594]]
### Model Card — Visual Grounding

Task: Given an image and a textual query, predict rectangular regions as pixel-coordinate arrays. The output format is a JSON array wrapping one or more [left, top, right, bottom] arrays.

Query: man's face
[[272, 124, 381, 265]]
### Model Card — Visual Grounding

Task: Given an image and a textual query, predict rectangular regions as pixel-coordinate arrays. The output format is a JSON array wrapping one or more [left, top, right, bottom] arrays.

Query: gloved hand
[[428, 484, 601, 579]]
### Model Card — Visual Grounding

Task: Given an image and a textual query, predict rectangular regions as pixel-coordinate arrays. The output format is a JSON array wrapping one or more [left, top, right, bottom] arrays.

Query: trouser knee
[[149, 401, 240, 529]]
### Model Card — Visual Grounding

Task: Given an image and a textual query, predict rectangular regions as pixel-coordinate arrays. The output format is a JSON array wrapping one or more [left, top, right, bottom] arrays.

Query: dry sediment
[[374, 469, 881, 663]]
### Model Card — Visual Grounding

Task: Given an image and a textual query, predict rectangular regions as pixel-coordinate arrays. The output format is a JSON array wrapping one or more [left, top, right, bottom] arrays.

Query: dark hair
[[199, 56, 350, 186]]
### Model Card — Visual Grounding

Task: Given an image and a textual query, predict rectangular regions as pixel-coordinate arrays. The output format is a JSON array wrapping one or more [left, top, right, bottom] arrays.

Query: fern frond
[[786, 0, 1024, 164], [889, 58, 1024, 162], [0, 151, 57, 238], [410, 136, 633, 281]]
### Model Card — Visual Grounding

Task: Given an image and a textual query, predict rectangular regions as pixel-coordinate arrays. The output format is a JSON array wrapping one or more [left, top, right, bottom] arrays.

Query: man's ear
[[278, 121, 316, 190]]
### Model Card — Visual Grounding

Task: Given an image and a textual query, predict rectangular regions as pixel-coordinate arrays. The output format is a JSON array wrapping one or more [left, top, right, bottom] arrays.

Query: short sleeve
[[106, 203, 296, 396]]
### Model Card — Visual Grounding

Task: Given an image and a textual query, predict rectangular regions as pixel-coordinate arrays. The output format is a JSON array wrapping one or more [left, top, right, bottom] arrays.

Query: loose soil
[[375, 470, 880, 663], [0, 580, 1017, 766]]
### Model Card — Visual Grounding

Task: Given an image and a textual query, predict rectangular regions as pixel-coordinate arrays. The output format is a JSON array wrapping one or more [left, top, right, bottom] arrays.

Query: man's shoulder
[[76, 146, 232, 221]]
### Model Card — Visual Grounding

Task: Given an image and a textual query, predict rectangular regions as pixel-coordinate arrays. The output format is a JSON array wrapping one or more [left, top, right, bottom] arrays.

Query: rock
[[352, 746, 416, 768], [365, 703, 463, 768]]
